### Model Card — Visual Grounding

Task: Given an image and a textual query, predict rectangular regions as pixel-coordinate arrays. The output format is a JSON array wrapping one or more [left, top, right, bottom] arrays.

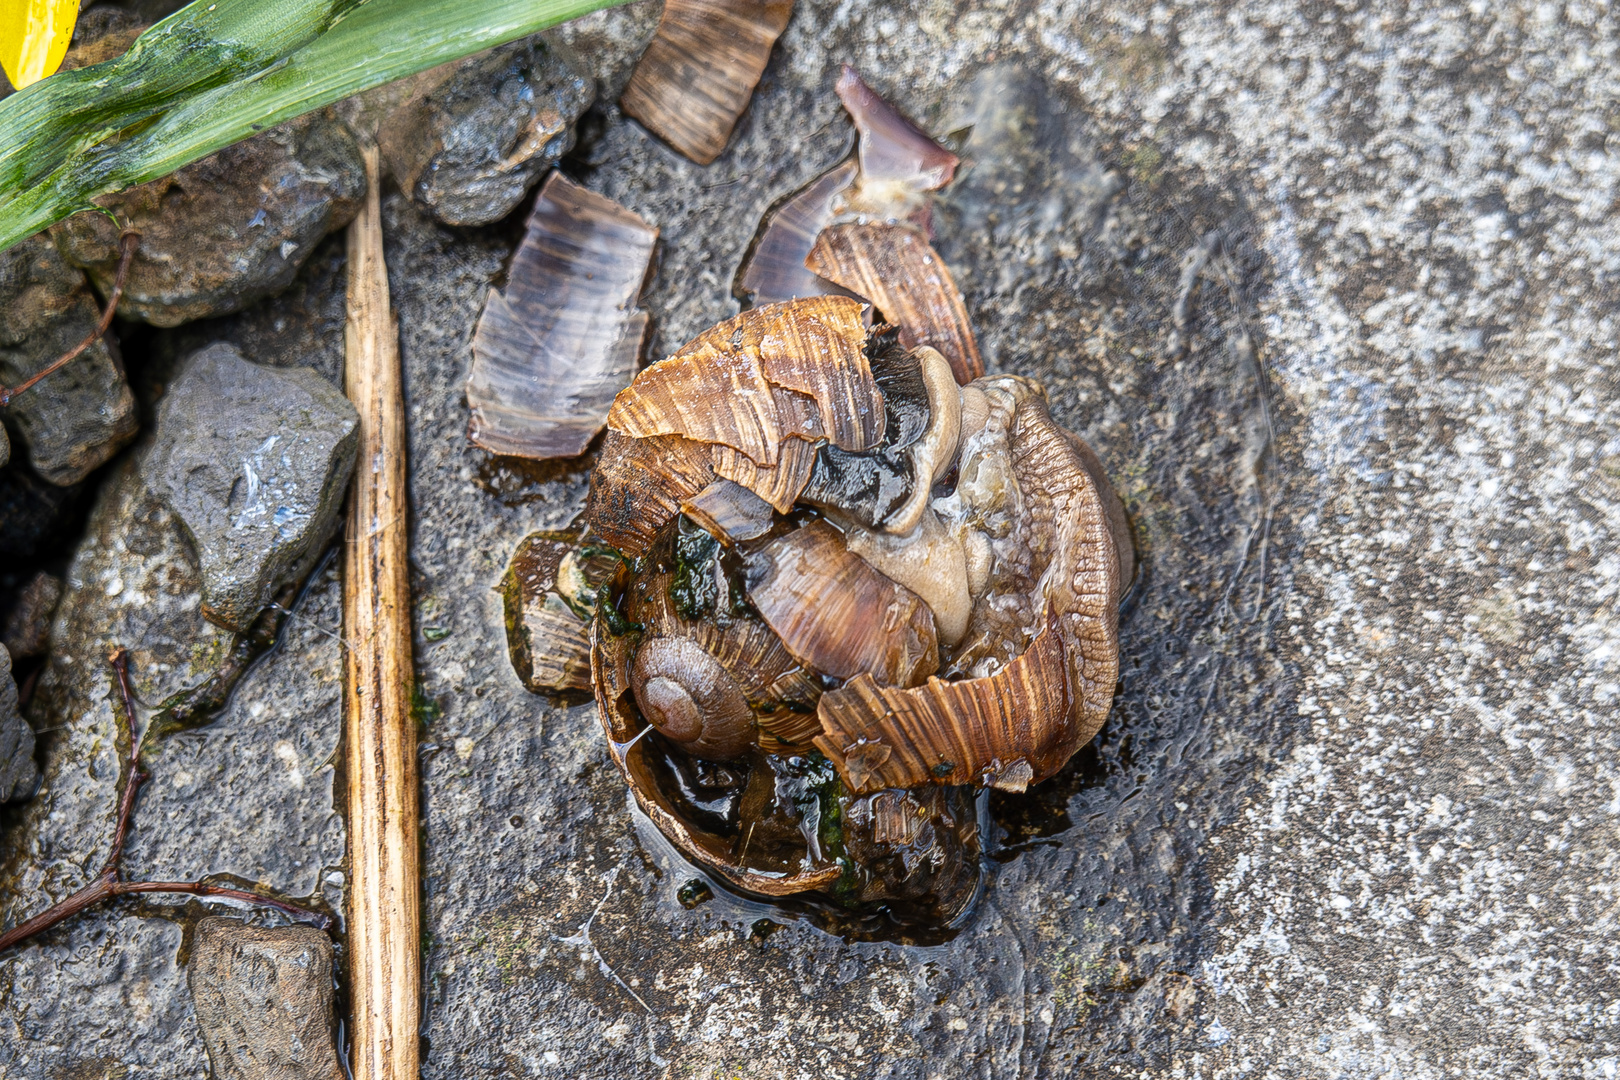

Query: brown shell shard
[[711, 435, 819, 514], [1064, 429, 1137, 585], [586, 428, 818, 557], [501, 532, 597, 692], [619, 0, 795, 165], [807, 223, 983, 385], [815, 614, 1071, 795], [467, 173, 657, 459], [606, 297, 883, 465], [746, 520, 939, 689], [755, 668, 826, 752], [735, 160, 858, 307], [835, 65, 960, 193], [586, 431, 716, 557], [680, 478, 776, 544]]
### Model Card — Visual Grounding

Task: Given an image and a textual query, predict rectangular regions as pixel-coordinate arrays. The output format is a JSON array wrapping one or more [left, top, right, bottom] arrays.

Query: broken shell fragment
[[733, 66, 961, 308], [467, 173, 656, 459], [619, 0, 796, 165], [835, 65, 960, 198], [587, 297, 881, 556], [807, 223, 984, 385], [734, 160, 858, 307], [605, 295, 882, 465], [681, 478, 776, 544], [745, 519, 940, 689], [816, 614, 1071, 795], [500, 531, 621, 692]]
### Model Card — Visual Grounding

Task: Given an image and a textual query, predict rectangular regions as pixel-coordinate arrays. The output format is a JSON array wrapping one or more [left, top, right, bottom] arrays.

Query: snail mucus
[[505, 296, 1130, 927]]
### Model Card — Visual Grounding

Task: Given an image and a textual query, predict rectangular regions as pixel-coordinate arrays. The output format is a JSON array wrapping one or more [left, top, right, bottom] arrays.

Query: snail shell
[[593, 618, 843, 897], [620, 524, 822, 760], [631, 637, 755, 760]]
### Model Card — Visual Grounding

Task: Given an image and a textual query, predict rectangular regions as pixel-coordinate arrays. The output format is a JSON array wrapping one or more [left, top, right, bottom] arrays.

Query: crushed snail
[[503, 296, 1132, 923], [496, 72, 1135, 928]]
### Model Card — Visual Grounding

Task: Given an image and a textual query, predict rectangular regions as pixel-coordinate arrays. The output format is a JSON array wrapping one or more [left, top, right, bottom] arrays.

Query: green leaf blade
[[0, 0, 631, 252]]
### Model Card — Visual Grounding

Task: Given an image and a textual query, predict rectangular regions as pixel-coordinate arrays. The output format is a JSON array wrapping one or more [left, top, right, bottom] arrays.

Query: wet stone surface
[[0, 457, 345, 1072], [2, 0, 1618, 1077], [0, 233, 139, 486], [141, 343, 358, 633], [379, 35, 596, 227]]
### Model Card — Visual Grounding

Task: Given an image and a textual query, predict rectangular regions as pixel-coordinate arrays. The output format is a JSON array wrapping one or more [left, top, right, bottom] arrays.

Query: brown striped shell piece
[[466, 174, 657, 459], [807, 223, 983, 385], [680, 478, 776, 544], [499, 530, 624, 693], [744, 519, 939, 689], [619, 0, 796, 165], [734, 160, 859, 307], [816, 613, 1070, 795], [587, 297, 881, 556], [605, 295, 882, 463]]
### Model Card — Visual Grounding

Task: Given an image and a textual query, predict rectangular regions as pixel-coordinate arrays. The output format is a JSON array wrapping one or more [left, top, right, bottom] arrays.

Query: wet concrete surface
[[4, 0, 1618, 1077]]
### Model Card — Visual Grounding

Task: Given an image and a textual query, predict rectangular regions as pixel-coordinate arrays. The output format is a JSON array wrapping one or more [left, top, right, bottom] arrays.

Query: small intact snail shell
[[631, 637, 756, 760]]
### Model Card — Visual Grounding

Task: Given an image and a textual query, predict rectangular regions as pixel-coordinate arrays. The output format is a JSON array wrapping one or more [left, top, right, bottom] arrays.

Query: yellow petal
[[1, 0, 81, 90]]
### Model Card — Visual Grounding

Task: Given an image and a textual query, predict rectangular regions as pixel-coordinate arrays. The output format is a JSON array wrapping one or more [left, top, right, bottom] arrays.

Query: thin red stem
[[103, 647, 146, 876], [116, 882, 332, 929], [0, 230, 139, 408], [0, 875, 116, 952], [0, 647, 333, 955]]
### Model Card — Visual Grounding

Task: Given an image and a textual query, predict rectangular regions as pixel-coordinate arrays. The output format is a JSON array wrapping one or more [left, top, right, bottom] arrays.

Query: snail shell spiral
[[631, 637, 756, 760]]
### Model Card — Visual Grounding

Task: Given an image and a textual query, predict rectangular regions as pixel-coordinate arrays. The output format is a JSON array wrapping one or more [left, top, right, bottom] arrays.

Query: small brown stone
[[188, 917, 344, 1080], [3, 571, 63, 660]]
